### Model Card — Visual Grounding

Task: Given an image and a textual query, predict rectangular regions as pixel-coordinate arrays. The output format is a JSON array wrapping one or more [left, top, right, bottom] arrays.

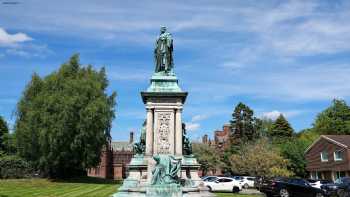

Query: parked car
[[307, 179, 333, 189], [321, 177, 350, 197], [233, 176, 256, 189], [259, 177, 325, 197], [254, 176, 261, 189], [204, 177, 242, 193]]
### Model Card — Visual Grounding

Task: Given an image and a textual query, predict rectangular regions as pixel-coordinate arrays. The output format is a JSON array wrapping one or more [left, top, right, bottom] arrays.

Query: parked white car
[[233, 176, 256, 189], [204, 177, 242, 193], [307, 179, 333, 189]]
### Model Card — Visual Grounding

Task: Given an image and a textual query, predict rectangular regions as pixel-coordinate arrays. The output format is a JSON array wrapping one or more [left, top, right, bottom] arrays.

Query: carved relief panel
[[157, 112, 171, 154]]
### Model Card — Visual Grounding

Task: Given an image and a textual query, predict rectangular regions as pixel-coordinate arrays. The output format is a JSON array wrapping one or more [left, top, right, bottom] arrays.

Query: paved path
[[240, 188, 263, 195]]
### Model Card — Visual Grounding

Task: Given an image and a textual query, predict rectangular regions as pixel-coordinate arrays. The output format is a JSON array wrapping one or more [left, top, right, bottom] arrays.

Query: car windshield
[[205, 177, 218, 182]]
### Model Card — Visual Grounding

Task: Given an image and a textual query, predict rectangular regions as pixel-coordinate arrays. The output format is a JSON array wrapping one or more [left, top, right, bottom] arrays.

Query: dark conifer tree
[[269, 114, 294, 140]]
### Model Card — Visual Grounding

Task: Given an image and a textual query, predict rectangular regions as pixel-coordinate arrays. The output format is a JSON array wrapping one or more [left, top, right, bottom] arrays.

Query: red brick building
[[213, 123, 231, 150], [305, 135, 350, 181], [88, 132, 134, 180], [198, 123, 232, 176]]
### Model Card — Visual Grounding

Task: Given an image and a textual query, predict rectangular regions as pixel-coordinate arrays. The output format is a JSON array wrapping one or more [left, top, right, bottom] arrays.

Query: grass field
[[0, 178, 119, 197], [0, 178, 262, 197]]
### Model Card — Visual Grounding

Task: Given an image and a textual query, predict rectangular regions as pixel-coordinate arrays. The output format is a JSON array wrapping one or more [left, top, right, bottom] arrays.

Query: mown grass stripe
[[0, 179, 119, 197]]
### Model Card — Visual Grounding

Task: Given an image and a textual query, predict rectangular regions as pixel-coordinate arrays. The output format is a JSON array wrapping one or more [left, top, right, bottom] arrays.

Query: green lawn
[[0, 178, 119, 197], [0, 178, 262, 197]]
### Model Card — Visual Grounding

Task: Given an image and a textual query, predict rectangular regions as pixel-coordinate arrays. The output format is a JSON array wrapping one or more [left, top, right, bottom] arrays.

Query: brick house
[[214, 123, 231, 150], [305, 135, 350, 181], [88, 132, 134, 180]]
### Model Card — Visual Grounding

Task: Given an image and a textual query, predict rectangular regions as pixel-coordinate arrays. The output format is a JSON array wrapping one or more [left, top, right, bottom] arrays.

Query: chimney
[[129, 131, 134, 144]]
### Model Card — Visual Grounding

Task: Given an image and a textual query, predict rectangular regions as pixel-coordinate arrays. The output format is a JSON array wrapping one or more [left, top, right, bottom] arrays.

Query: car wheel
[[207, 186, 212, 192], [232, 186, 240, 193], [243, 183, 249, 189], [279, 188, 289, 197], [315, 193, 324, 197], [265, 193, 273, 197]]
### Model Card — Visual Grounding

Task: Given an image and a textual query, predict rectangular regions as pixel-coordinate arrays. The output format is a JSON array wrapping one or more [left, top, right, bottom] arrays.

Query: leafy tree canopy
[[279, 137, 308, 177], [15, 54, 116, 178], [313, 99, 350, 135], [192, 143, 224, 176], [229, 138, 292, 177]]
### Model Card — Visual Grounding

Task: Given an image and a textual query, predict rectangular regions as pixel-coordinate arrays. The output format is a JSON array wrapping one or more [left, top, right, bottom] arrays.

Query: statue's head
[[160, 26, 167, 34]]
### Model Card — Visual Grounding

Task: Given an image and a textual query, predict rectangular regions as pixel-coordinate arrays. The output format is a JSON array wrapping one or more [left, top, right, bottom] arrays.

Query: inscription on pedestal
[[157, 112, 171, 154]]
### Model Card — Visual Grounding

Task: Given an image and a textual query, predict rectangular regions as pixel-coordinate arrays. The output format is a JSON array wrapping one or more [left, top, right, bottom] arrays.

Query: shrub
[[0, 155, 32, 178], [229, 138, 293, 177]]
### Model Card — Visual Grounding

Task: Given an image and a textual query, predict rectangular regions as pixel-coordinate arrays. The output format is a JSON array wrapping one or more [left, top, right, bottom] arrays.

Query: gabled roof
[[324, 135, 350, 147], [111, 141, 133, 151], [305, 135, 350, 154]]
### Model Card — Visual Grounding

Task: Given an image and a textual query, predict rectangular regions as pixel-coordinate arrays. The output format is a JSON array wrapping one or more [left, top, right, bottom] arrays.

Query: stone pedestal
[[142, 74, 187, 157]]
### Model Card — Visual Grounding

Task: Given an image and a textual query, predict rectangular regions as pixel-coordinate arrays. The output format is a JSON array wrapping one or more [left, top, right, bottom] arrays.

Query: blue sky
[[1, 0, 350, 141]]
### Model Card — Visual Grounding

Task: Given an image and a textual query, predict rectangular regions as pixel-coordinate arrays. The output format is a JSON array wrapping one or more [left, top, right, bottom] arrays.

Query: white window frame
[[321, 151, 329, 162], [334, 150, 343, 161]]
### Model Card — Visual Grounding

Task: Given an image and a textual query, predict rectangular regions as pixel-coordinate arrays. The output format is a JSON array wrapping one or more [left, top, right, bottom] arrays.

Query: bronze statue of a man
[[154, 26, 173, 73]]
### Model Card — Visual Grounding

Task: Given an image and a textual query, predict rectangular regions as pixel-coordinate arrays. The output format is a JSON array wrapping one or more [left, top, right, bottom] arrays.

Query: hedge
[[0, 155, 32, 178]]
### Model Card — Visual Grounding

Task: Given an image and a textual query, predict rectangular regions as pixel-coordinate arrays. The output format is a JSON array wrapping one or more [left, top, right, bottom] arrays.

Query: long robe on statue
[[151, 155, 181, 185], [154, 31, 173, 73]]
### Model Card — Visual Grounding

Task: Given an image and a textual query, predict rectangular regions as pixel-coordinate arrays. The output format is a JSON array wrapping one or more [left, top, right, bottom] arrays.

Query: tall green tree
[[15, 54, 116, 178], [230, 102, 260, 143], [0, 116, 9, 152], [269, 114, 294, 140], [280, 128, 320, 178], [313, 99, 350, 135], [279, 138, 308, 177]]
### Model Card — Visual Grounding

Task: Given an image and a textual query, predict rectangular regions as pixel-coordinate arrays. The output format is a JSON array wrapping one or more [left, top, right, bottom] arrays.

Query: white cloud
[[191, 114, 209, 122], [186, 122, 200, 132], [261, 110, 304, 120], [0, 27, 32, 46], [262, 110, 281, 120]]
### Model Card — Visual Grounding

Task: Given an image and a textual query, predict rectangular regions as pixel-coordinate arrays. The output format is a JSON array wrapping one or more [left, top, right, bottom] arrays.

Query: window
[[311, 171, 321, 180], [336, 171, 346, 180], [321, 151, 329, 162], [218, 178, 233, 182], [334, 150, 344, 161]]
